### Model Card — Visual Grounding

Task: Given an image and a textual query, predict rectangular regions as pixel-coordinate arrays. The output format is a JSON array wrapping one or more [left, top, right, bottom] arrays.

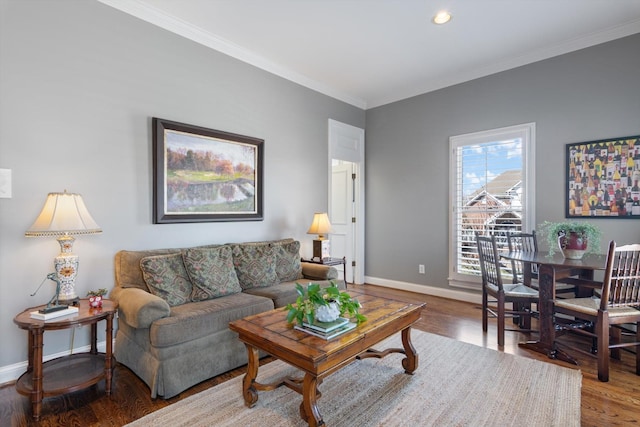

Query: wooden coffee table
[[228, 291, 425, 426]]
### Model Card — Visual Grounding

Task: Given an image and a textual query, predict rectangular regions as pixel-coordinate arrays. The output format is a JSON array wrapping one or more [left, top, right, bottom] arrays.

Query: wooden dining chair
[[476, 233, 539, 347], [506, 230, 578, 296], [554, 240, 640, 382]]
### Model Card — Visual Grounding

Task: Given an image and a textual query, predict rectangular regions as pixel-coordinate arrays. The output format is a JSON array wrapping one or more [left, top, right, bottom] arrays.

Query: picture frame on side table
[[566, 134, 640, 218], [153, 118, 264, 223]]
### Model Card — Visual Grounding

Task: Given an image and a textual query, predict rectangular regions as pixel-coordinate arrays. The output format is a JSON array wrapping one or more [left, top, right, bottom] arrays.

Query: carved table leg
[[105, 312, 114, 395], [401, 327, 418, 374], [356, 327, 420, 375], [31, 328, 44, 421], [300, 373, 324, 427], [242, 344, 260, 407]]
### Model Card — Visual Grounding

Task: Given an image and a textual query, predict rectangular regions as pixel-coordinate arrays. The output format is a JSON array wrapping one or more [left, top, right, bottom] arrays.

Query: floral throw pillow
[[140, 253, 192, 307], [232, 243, 279, 290], [273, 240, 302, 282], [182, 246, 242, 301]]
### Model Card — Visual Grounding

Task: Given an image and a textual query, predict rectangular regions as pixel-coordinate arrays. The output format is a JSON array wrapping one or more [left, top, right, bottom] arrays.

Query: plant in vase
[[86, 288, 108, 307], [285, 282, 366, 326], [538, 220, 602, 259]]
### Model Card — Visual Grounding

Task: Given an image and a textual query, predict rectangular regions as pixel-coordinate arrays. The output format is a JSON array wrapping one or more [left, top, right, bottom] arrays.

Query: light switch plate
[[0, 169, 12, 198]]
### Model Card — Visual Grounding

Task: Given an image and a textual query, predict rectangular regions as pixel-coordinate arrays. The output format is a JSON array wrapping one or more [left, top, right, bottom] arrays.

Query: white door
[[328, 120, 365, 284], [331, 161, 354, 282]]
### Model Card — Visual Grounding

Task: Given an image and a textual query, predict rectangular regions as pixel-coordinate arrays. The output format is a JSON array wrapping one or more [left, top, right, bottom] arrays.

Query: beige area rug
[[126, 331, 581, 427]]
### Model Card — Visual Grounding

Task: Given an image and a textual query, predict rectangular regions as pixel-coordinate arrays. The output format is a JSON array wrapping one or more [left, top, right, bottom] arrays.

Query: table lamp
[[307, 212, 333, 260], [25, 190, 102, 306]]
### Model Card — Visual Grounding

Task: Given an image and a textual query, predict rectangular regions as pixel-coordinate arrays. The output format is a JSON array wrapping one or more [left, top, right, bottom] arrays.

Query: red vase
[[558, 231, 588, 259]]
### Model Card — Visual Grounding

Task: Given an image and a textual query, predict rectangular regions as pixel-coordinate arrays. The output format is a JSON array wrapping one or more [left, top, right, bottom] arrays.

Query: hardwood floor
[[1, 284, 638, 426]]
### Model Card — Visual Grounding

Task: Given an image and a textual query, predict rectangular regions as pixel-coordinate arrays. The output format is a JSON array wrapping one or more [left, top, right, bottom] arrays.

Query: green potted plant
[[285, 282, 366, 326], [538, 220, 602, 259]]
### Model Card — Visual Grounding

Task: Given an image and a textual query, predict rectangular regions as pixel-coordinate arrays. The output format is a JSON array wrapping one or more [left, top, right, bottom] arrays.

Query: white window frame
[[448, 123, 536, 289]]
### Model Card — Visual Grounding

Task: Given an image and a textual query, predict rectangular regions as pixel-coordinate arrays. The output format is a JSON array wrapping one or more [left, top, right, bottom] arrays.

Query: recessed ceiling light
[[433, 10, 452, 25]]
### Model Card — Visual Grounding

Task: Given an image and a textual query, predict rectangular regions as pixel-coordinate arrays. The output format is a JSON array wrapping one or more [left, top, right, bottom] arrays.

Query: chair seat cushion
[[555, 297, 640, 317], [529, 279, 575, 291], [488, 283, 538, 297]]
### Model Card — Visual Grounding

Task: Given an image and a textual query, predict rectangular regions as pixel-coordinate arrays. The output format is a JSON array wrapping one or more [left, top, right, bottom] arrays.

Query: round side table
[[13, 299, 117, 420]]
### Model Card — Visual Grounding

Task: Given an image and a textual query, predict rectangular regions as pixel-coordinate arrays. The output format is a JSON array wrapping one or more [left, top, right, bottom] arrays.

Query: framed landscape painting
[[153, 118, 264, 223], [566, 134, 640, 218]]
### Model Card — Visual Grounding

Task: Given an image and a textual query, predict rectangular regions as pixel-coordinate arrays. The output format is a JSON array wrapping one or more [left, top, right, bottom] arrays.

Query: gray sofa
[[110, 238, 342, 398]]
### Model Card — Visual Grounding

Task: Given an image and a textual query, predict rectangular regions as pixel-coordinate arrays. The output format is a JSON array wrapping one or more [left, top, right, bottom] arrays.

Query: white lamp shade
[[307, 212, 333, 236], [25, 191, 102, 237]]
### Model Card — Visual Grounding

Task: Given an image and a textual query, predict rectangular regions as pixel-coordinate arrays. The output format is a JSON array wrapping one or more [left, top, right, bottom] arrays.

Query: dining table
[[503, 250, 608, 364]]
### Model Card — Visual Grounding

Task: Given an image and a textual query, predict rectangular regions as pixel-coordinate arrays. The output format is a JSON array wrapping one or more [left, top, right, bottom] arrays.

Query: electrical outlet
[[419, 264, 425, 274]]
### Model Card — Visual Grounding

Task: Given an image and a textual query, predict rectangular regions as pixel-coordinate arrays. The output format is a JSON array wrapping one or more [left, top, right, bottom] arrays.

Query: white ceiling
[[101, 0, 640, 109]]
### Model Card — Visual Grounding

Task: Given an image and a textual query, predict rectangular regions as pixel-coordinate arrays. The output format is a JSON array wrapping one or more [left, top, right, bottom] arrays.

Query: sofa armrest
[[301, 262, 339, 280], [110, 287, 170, 328]]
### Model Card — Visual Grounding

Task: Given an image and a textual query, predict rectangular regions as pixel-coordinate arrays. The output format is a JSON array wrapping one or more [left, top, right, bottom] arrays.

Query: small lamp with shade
[[25, 190, 102, 310], [307, 212, 333, 260]]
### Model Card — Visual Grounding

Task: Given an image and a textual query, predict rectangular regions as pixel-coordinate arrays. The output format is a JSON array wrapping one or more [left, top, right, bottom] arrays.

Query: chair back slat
[[476, 233, 504, 292], [506, 231, 538, 284], [601, 242, 640, 309], [507, 231, 538, 252]]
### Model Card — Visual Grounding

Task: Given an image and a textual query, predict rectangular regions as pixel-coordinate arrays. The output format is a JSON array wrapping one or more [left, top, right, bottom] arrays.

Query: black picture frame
[[566, 134, 640, 218], [152, 118, 264, 223]]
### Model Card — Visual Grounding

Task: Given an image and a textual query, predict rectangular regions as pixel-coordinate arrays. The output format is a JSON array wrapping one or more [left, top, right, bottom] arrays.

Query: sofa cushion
[[232, 243, 279, 290], [182, 246, 242, 301], [245, 278, 347, 308], [149, 292, 274, 348], [273, 240, 303, 282], [140, 253, 193, 307]]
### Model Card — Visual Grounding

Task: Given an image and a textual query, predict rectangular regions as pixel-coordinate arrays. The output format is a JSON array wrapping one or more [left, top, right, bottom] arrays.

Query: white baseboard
[[0, 340, 112, 387], [364, 276, 482, 305]]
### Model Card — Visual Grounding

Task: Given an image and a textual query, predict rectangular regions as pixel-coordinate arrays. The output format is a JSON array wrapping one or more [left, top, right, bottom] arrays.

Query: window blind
[[448, 123, 534, 289]]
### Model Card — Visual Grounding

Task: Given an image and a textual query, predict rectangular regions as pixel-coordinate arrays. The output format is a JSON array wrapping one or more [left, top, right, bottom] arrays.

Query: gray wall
[[2, 0, 639, 373], [365, 33, 640, 288], [0, 0, 364, 367]]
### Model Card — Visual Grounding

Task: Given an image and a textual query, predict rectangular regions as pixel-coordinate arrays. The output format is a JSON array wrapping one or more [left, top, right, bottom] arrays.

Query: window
[[448, 123, 535, 289]]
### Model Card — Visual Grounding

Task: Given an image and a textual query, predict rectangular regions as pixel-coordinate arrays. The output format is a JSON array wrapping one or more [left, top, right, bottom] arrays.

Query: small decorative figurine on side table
[[87, 288, 108, 308]]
